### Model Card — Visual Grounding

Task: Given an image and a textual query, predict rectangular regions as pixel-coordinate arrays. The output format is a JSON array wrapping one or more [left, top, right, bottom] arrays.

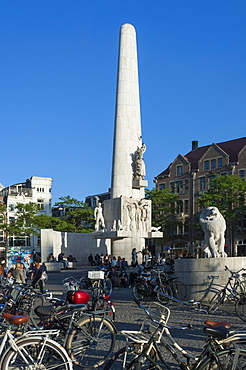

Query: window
[[239, 170, 245, 179], [204, 160, 209, 171], [218, 158, 222, 169], [171, 181, 183, 194], [159, 183, 165, 190], [178, 200, 183, 213], [211, 159, 216, 170], [221, 172, 227, 176], [177, 165, 182, 176], [199, 177, 206, 191], [177, 224, 182, 235], [184, 200, 189, 214], [9, 204, 14, 212], [37, 199, 45, 210], [176, 181, 183, 194], [184, 179, 189, 193]]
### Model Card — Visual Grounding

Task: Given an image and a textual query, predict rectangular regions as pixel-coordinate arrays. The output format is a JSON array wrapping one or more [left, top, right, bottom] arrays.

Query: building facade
[[154, 137, 246, 256], [0, 176, 53, 256]]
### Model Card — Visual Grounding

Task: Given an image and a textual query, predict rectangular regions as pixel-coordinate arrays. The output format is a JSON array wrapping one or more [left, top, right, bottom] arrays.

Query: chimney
[[192, 140, 198, 151]]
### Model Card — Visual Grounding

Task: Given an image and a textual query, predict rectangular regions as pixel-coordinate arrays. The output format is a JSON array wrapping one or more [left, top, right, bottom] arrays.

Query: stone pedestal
[[174, 257, 246, 301]]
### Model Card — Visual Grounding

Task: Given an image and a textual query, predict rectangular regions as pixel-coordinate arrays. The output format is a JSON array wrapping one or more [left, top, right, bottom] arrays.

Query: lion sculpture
[[199, 206, 227, 258]]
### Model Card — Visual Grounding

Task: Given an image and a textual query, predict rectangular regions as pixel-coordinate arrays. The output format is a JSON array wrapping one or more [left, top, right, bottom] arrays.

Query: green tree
[[198, 175, 246, 255], [145, 188, 180, 233], [52, 196, 94, 233], [0, 202, 40, 261]]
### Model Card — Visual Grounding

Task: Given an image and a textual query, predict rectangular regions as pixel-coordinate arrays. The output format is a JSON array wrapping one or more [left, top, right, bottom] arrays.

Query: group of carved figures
[[124, 198, 150, 232], [94, 197, 227, 258]]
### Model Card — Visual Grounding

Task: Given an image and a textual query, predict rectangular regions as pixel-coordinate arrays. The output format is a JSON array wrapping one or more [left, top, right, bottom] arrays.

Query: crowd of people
[[0, 253, 48, 292]]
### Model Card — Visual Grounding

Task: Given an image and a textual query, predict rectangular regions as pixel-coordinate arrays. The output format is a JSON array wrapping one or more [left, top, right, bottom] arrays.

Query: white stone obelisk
[[111, 23, 145, 200], [102, 23, 150, 261]]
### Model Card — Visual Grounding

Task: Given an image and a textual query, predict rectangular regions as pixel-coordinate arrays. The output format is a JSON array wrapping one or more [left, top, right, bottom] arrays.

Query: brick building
[[154, 137, 246, 256]]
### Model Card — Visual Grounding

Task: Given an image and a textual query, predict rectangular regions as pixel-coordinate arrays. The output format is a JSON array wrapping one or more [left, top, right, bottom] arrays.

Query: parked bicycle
[[34, 296, 117, 368], [208, 266, 246, 320], [0, 312, 73, 369], [132, 274, 173, 304], [88, 270, 113, 297], [153, 267, 187, 300], [0, 283, 52, 329], [104, 300, 246, 370]]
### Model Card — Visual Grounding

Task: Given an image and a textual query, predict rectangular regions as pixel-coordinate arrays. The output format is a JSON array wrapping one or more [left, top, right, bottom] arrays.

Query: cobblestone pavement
[[46, 267, 246, 369]]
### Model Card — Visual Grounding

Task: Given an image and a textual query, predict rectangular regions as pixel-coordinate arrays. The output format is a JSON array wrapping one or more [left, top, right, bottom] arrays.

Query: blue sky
[[1, 1, 245, 204]]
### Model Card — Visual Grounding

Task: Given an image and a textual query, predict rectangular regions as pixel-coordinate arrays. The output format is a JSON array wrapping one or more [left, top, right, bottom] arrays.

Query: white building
[[0, 176, 53, 253]]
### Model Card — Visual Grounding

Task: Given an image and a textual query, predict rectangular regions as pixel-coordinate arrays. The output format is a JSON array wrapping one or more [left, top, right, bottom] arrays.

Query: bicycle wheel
[[91, 280, 103, 297], [156, 283, 173, 305], [104, 345, 137, 370], [28, 295, 45, 329], [0, 337, 72, 369], [132, 282, 146, 301], [92, 297, 116, 321], [104, 278, 113, 296], [169, 280, 187, 300], [66, 315, 116, 368], [236, 280, 246, 295], [235, 294, 246, 322], [208, 290, 225, 313], [196, 348, 246, 370]]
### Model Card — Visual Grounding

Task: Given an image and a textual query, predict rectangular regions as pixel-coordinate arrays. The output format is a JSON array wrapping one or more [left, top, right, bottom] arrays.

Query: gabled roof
[[156, 137, 246, 178]]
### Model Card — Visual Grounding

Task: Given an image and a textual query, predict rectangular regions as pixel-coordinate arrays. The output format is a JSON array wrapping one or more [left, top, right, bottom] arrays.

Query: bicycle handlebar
[[224, 266, 246, 276]]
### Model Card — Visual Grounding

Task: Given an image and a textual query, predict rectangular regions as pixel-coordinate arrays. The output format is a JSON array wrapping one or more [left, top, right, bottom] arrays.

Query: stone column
[[111, 23, 144, 200]]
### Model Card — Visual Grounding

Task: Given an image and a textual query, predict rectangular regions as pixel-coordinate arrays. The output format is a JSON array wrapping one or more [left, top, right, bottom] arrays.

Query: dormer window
[[211, 159, 216, 170], [177, 165, 182, 176], [204, 160, 209, 171]]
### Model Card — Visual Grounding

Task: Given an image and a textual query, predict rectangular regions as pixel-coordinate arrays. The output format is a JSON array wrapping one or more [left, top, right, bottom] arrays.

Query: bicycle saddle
[[203, 325, 229, 339], [2, 312, 30, 325], [204, 320, 231, 329]]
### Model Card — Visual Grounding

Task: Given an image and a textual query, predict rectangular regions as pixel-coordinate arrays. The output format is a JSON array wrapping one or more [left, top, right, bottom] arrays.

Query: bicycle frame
[[0, 324, 71, 369], [119, 303, 243, 370]]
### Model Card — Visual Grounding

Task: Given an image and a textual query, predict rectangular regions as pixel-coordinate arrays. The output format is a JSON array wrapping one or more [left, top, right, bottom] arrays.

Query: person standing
[[13, 262, 26, 284], [88, 254, 95, 266], [142, 246, 149, 264], [0, 260, 4, 283], [31, 261, 46, 293], [131, 248, 140, 267]]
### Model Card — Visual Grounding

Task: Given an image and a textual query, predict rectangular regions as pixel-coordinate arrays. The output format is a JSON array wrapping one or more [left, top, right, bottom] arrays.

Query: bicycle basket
[[122, 303, 170, 344], [88, 271, 105, 280], [142, 302, 170, 341]]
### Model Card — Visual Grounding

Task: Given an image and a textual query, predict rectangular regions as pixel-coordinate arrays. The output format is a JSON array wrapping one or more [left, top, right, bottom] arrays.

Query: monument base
[[174, 257, 246, 301]]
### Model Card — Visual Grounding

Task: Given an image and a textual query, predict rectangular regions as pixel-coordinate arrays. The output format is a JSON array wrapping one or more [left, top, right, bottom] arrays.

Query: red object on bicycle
[[66, 290, 90, 304]]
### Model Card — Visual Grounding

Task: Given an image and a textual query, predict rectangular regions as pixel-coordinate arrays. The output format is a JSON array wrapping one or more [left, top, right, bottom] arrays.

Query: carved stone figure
[[151, 226, 162, 232], [134, 143, 146, 180], [199, 206, 227, 258], [94, 202, 106, 232]]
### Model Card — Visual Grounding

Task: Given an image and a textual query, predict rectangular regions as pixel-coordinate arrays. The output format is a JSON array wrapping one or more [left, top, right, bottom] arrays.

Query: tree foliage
[[198, 175, 246, 222], [36, 195, 95, 233], [0, 202, 39, 237], [198, 175, 246, 255], [145, 188, 180, 230]]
